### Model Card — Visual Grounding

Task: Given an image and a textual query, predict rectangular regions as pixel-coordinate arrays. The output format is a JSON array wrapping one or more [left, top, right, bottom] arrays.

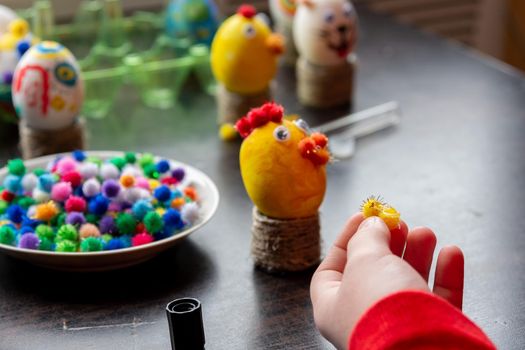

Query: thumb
[[347, 216, 393, 259]]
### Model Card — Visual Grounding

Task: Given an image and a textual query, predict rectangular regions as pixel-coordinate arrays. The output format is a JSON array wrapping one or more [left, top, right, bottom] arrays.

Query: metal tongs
[[313, 101, 401, 159]]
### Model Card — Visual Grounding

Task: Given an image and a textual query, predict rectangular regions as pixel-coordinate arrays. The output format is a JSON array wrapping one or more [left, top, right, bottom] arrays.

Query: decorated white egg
[[269, 0, 296, 26], [294, 0, 357, 66], [0, 5, 17, 36], [12, 41, 84, 130]]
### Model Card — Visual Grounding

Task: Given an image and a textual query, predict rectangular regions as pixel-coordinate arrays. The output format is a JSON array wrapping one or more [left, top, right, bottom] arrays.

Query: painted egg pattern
[[12, 41, 84, 130], [269, 0, 296, 24], [165, 0, 219, 47]]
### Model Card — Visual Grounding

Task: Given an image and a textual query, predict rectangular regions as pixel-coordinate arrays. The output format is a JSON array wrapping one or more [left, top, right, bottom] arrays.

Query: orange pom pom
[[171, 197, 185, 209], [184, 187, 198, 201], [120, 174, 135, 188], [79, 223, 101, 239], [34, 201, 59, 221]]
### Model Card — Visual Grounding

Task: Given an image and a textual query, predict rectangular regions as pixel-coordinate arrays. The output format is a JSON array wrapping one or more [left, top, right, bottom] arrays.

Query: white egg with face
[[269, 0, 297, 26], [294, 0, 357, 66], [12, 41, 84, 130]]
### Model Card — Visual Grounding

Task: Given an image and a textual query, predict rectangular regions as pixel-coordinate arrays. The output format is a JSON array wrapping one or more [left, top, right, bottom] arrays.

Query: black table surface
[[1, 8, 524, 350]]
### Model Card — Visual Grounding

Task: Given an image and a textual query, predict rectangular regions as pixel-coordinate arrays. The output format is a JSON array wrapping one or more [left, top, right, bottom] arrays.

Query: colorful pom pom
[[32, 188, 50, 203], [7, 158, 26, 176], [237, 4, 256, 19], [154, 185, 171, 202], [55, 157, 77, 175], [18, 233, 39, 249], [82, 178, 101, 198], [0, 225, 16, 245], [139, 153, 155, 168], [100, 163, 119, 180], [21, 173, 38, 192], [120, 174, 135, 188], [184, 187, 198, 201], [7, 204, 24, 224], [56, 224, 78, 242], [38, 174, 55, 192], [143, 211, 163, 234], [156, 160, 170, 173], [65, 196, 87, 213], [55, 240, 77, 252], [110, 157, 127, 171], [1, 190, 15, 202], [0, 200, 7, 214], [125, 152, 136, 164], [99, 215, 117, 234], [135, 177, 150, 190], [51, 182, 72, 202], [219, 123, 238, 141], [39, 237, 54, 251], [80, 237, 104, 252], [35, 224, 55, 240], [163, 208, 184, 229], [132, 200, 153, 220], [34, 201, 59, 221], [181, 203, 200, 225], [79, 223, 101, 239], [17, 196, 35, 209], [66, 212, 86, 226], [115, 213, 137, 235], [132, 232, 154, 246], [102, 179, 120, 198], [170, 197, 185, 209], [105, 238, 124, 250], [72, 150, 87, 162], [88, 195, 109, 215], [3, 175, 22, 193], [79, 162, 98, 179], [62, 171, 82, 188]]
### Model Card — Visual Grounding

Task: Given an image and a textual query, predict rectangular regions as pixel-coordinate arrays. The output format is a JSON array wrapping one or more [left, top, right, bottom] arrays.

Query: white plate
[[0, 151, 219, 271]]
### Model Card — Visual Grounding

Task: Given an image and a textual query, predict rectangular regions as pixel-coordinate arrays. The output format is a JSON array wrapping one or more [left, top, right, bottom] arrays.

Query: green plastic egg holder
[[0, 0, 216, 122]]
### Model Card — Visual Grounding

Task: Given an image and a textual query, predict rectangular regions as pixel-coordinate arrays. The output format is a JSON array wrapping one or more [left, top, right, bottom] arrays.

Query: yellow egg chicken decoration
[[236, 102, 329, 219], [211, 5, 284, 94]]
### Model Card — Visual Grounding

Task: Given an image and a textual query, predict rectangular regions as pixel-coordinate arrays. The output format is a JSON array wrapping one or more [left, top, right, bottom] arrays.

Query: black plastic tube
[[166, 297, 205, 350]]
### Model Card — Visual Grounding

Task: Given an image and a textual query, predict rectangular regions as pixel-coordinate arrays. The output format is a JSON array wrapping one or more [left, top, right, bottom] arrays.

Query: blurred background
[[5, 0, 525, 72]]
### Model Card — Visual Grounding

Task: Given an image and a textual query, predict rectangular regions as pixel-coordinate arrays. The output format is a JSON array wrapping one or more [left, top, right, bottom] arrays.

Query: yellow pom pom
[[9, 19, 29, 38], [219, 123, 238, 141], [379, 206, 400, 230], [120, 174, 135, 188], [149, 179, 160, 190], [155, 207, 166, 216], [34, 201, 59, 221], [361, 196, 384, 218]]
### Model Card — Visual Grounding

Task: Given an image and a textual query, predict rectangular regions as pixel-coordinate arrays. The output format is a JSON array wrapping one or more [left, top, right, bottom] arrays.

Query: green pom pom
[[101, 233, 113, 243], [144, 164, 159, 179], [51, 212, 67, 227], [0, 226, 16, 245], [139, 153, 155, 168], [0, 200, 7, 215], [17, 196, 35, 209], [80, 237, 103, 252], [33, 168, 46, 176], [56, 240, 77, 252], [36, 224, 55, 240], [116, 213, 137, 235], [8, 158, 25, 176], [110, 157, 126, 170], [56, 224, 78, 242], [39, 238, 54, 251], [125, 152, 136, 164], [86, 156, 102, 166], [144, 211, 163, 234], [85, 213, 98, 224]]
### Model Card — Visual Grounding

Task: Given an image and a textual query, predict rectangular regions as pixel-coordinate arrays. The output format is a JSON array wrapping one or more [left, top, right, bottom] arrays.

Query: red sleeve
[[348, 290, 497, 350]]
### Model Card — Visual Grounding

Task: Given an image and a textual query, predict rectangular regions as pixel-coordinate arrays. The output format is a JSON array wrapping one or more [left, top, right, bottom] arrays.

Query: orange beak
[[266, 33, 285, 55], [298, 132, 330, 166]]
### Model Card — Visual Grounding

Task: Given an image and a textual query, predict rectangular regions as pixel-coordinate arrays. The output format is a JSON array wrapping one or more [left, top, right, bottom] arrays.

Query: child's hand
[[310, 213, 464, 350]]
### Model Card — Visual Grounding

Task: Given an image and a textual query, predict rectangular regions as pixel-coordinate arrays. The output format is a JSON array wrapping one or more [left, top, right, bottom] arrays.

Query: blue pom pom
[[105, 238, 125, 250], [163, 208, 183, 229], [3, 175, 21, 193], [7, 204, 25, 224], [132, 200, 153, 220], [38, 174, 55, 192], [88, 195, 109, 215], [16, 40, 31, 57], [156, 160, 170, 173], [172, 189, 183, 199], [154, 228, 171, 240], [19, 226, 34, 235], [72, 150, 87, 162], [22, 217, 41, 228], [154, 185, 171, 202], [119, 235, 132, 248]]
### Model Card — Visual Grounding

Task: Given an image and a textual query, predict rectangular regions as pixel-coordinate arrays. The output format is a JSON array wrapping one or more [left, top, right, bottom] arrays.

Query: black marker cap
[[166, 297, 205, 350]]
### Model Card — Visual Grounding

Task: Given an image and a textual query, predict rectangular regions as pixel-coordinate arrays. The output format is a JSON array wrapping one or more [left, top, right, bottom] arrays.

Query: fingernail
[[359, 216, 382, 230]]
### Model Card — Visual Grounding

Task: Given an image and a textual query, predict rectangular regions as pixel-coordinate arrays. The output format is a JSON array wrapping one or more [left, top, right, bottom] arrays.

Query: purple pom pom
[[18, 233, 39, 249], [99, 215, 117, 234], [171, 168, 185, 182], [66, 212, 86, 226], [102, 179, 120, 198]]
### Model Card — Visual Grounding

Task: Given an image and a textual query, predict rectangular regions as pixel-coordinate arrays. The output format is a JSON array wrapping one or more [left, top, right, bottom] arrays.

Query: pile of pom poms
[[0, 151, 201, 252]]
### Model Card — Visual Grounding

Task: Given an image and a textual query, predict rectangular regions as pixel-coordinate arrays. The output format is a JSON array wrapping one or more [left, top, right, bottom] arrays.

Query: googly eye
[[324, 10, 335, 23], [294, 119, 312, 134], [244, 24, 256, 39], [343, 3, 354, 18], [273, 126, 290, 142]]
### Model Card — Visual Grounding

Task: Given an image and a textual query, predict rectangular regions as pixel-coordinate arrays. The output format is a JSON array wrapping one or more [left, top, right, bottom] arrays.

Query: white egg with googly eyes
[[11, 41, 84, 130]]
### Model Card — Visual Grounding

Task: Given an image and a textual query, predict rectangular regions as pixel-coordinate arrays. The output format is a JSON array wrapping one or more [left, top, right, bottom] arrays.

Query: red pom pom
[[247, 107, 270, 128], [161, 177, 178, 186], [298, 138, 316, 158], [62, 171, 82, 187], [235, 117, 253, 138], [135, 222, 145, 234], [261, 102, 284, 123], [65, 196, 87, 213], [237, 4, 256, 18], [132, 233, 154, 246], [311, 132, 328, 148], [1, 190, 15, 202]]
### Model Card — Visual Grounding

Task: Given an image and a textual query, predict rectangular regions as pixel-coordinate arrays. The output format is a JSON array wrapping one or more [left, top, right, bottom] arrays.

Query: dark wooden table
[[1, 8, 524, 350]]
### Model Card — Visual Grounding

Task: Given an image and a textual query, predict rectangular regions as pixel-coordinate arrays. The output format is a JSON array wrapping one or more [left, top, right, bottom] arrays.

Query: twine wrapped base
[[216, 84, 271, 124], [251, 208, 321, 273], [19, 118, 86, 159], [296, 55, 356, 108]]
